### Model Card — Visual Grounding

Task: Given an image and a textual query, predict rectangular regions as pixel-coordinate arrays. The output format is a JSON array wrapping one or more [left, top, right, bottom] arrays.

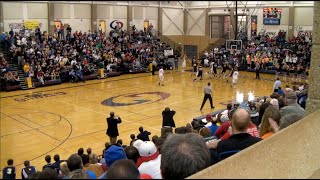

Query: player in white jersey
[[232, 68, 239, 89], [159, 66, 165, 86]]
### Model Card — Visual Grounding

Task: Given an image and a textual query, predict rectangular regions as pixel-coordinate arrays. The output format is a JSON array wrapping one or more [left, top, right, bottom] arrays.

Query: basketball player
[[159, 66, 165, 86], [232, 67, 239, 89], [193, 65, 204, 82], [220, 61, 228, 80], [191, 57, 197, 76], [210, 60, 218, 78]]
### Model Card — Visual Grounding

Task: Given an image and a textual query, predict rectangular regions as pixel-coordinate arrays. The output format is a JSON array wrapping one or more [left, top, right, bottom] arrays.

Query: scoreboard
[[263, 7, 281, 25]]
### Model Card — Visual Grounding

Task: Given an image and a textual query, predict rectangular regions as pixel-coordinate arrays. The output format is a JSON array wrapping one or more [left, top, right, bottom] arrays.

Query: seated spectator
[[42, 155, 53, 170], [174, 126, 192, 134], [81, 154, 104, 177], [21, 160, 36, 179], [39, 168, 58, 179], [279, 113, 304, 130], [280, 91, 305, 117], [137, 126, 151, 141], [87, 148, 92, 156], [2, 159, 16, 179], [200, 127, 218, 144], [59, 162, 70, 179], [137, 141, 161, 179], [124, 146, 140, 164], [107, 159, 141, 179], [204, 114, 219, 135], [68, 169, 89, 179], [277, 87, 285, 96], [152, 136, 165, 154], [105, 145, 127, 168], [270, 98, 279, 110], [259, 106, 281, 139], [161, 133, 211, 179], [207, 109, 262, 162]]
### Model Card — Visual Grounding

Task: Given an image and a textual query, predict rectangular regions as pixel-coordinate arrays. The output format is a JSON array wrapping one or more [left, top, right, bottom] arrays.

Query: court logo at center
[[101, 92, 170, 107]]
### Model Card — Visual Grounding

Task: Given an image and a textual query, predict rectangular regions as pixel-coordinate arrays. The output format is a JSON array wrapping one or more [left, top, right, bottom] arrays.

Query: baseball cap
[[138, 141, 157, 157], [132, 139, 143, 149], [105, 145, 127, 167]]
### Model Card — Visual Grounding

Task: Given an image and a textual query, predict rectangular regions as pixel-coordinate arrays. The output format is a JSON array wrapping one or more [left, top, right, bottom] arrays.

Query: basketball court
[[0, 68, 299, 177]]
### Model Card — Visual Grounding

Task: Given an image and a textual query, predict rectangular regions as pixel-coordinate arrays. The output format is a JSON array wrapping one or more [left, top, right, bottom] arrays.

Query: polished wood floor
[[0, 67, 296, 178]]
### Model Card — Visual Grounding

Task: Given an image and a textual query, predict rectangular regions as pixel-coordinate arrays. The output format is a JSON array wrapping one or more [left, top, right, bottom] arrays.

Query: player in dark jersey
[[2, 159, 16, 179], [21, 160, 37, 179], [191, 57, 197, 76], [210, 60, 218, 78], [220, 61, 228, 79], [193, 66, 204, 82]]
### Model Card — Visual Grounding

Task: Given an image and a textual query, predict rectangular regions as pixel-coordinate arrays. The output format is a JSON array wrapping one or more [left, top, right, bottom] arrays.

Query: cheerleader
[[232, 67, 239, 89], [193, 66, 203, 82], [181, 54, 187, 71]]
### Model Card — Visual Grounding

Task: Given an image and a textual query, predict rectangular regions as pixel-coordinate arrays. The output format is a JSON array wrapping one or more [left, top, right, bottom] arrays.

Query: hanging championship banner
[[24, 20, 40, 30]]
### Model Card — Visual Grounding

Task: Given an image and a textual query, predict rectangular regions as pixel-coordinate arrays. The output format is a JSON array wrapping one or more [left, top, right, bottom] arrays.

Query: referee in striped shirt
[[200, 82, 215, 111]]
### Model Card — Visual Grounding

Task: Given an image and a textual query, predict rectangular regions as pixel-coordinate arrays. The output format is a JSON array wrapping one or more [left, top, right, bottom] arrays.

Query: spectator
[[104, 145, 127, 168], [161, 133, 211, 179], [2, 159, 16, 179], [259, 106, 281, 139], [137, 141, 161, 179], [129, 134, 137, 146], [162, 107, 176, 128], [204, 114, 219, 135], [87, 148, 92, 156], [207, 109, 262, 162], [273, 78, 282, 92], [43, 155, 53, 170], [68, 169, 90, 179], [280, 91, 305, 117], [39, 168, 58, 179], [81, 154, 104, 177], [78, 148, 84, 156], [279, 113, 304, 130], [21, 160, 37, 179], [107, 159, 140, 179], [124, 146, 140, 164], [137, 126, 151, 141], [59, 162, 70, 178], [277, 87, 285, 96], [106, 112, 122, 144], [51, 154, 64, 174]]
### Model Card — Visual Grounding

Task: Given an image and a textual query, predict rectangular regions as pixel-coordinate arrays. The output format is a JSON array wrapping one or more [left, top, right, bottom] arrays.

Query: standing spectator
[[137, 126, 151, 141], [2, 159, 16, 179], [200, 82, 215, 111], [21, 160, 36, 179], [60, 23, 65, 40], [52, 154, 64, 174], [162, 107, 176, 128], [43, 155, 53, 170], [106, 112, 122, 144], [161, 133, 211, 179], [255, 61, 260, 79], [78, 148, 84, 156], [273, 78, 282, 92]]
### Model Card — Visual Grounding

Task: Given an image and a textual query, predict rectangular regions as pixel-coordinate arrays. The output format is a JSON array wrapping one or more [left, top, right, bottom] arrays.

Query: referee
[[200, 82, 215, 111]]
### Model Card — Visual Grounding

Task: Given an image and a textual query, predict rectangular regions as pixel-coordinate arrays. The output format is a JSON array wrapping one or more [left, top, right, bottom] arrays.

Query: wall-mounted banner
[[110, 20, 124, 30], [263, 18, 280, 25], [25, 20, 42, 29]]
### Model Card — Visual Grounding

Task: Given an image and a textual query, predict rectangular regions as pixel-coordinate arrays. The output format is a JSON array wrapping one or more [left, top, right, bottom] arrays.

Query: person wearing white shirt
[[232, 68, 239, 89], [158, 67, 165, 86], [273, 78, 282, 92]]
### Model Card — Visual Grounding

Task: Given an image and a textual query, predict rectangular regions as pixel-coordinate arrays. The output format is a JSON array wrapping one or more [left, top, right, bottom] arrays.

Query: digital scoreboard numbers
[[263, 7, 281, 25]]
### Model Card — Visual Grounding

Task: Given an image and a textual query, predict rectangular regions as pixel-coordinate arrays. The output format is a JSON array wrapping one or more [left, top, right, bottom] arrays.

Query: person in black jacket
[[137, 127, 151, 141], [162, 107, 176, 128], [106, 112, 122, 144]]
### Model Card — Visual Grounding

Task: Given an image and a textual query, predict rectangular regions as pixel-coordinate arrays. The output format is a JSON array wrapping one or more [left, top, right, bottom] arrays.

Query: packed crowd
[[2, 82, 307, 179], [200, 29, 311, 79], [1, 24, 176, 88]]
